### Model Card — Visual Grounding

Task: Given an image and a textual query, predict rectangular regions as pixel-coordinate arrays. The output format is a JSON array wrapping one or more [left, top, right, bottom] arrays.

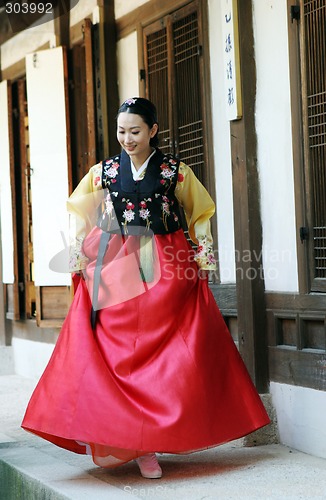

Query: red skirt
[[22, 228, 270, 467]]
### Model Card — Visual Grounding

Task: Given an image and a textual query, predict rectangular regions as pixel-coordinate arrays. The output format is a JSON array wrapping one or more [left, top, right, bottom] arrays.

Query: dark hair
[[117, 97, 159, 147]]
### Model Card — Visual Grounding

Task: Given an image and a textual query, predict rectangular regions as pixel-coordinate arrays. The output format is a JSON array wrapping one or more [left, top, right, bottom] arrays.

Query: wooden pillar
[[84, 18, 97, 167], [98, 0, 120, 157], [230, 0, 269, 392], [54, 4, 70, 48]]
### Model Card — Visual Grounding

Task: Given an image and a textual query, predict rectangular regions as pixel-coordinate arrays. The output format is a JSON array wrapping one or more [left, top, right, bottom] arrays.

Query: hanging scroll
[[221, 0, 242, 120]]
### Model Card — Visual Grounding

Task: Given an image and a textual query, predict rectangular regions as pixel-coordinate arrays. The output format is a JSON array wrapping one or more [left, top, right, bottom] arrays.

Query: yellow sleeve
[[175, 162, 217, 270], [66, 162, 103, 272]]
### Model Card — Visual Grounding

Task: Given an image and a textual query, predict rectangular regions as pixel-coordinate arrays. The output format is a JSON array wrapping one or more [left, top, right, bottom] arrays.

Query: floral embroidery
[[92, 163, 103, 189], [104, 193, 114, 215], [139, 207, 150, 218], [97, 190, 118, 232], [122, 198, 136, 231], [106, 166, 119, 178], [101, 192, 115, 229], [69, 236, 88, 272], [126, 201, 135, 210], [178, 173, 184, 183], [103, 157, 120, 186], [161, 165, 175, 179], [194, 236, 217, 270], [162, 196, 170, 212], [123, 210, 135, 222], [158, 157, 180, 230], [159, 157, 178, 188], [161, 196, 172, 231], [139, 199, 152, 230]]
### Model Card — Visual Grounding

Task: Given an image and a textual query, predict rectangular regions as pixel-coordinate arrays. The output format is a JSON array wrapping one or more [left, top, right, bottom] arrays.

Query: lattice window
[[173, 11, 204, 182], [146, 27, 170, 155], [143, 2, 206, 185], [302, 0, 326, 286], [146, 28, 172, 153]]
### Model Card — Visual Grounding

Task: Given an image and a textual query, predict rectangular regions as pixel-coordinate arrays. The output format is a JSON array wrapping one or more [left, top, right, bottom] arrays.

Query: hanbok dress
[[22, 148, 270, 467]]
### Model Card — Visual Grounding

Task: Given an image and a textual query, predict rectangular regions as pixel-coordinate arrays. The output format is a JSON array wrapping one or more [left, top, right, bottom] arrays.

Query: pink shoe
[[136, 453, 162, 479]]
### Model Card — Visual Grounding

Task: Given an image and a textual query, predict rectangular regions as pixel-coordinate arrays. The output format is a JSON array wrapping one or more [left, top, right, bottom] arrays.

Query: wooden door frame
[[17, 78, 35, 319], [286, 0, 308, 294], [5, 81, 20, 320], [287, 0, 326, 294], [84, 18, 97, 168], [69, 18, 97, 187], [297, 0, 326, 293]]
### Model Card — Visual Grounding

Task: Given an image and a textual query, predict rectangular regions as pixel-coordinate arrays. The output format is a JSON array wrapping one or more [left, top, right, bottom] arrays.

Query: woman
[[22, 97, 270, 479]]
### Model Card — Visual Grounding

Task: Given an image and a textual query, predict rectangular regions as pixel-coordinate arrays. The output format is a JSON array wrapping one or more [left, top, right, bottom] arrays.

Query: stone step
[[0, 444, 132, 500], [2, 441, 326, 500]]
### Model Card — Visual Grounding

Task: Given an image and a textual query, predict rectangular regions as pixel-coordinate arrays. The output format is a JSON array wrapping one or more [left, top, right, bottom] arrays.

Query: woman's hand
[[74, 270, 86, 280], [198, 269, 209, 280]]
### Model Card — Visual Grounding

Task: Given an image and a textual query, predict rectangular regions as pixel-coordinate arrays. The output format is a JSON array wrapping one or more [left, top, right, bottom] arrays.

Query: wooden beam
[[101, 2, 120, 157], [137, 22, 146, 97], [286, 0, 307, 294], [0, 11, 15, 46], [198, 0, 218, 269], [269, 347, 326, 391], [7, 82, 21, 320], [54, 4, 70, 47], [230, 0, 269, 392], [18, 79, 32, 319], [116, 0, 191, 39], [265, 291, 326, 311], [84, 18, 97, 166], [62, 46, 73, 194]]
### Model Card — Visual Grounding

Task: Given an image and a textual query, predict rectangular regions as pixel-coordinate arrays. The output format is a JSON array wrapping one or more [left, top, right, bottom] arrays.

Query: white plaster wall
[[26, 48, 70, 286], [0, 20, 55, 70], [270, 382, 326, 459], [0, 81, 14, 284], [117, 31, 140, 103], [253, 0, 298, 292], [12, 337, 54, 380], [115, 0, 150, 19], [69, 0, 98, 26], [208, 0, 236, 283]]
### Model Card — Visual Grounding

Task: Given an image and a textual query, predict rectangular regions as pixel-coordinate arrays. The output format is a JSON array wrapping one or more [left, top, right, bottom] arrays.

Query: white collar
[[130, 149, 156, 180]]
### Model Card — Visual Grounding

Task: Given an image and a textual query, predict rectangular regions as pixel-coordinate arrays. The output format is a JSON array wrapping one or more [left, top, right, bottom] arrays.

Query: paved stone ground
[[1, 374, 326, 499]]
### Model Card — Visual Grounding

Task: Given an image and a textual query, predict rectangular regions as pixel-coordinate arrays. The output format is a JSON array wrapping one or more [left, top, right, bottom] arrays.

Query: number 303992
[[5, 2, 53, 14]]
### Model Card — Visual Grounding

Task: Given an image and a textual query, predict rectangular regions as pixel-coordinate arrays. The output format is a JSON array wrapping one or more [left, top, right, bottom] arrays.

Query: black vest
[[100, 149, 182, 235]]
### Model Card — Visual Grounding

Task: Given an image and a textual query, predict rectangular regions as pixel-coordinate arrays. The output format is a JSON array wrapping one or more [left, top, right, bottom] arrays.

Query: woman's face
[[117, 112, 158, 163]]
